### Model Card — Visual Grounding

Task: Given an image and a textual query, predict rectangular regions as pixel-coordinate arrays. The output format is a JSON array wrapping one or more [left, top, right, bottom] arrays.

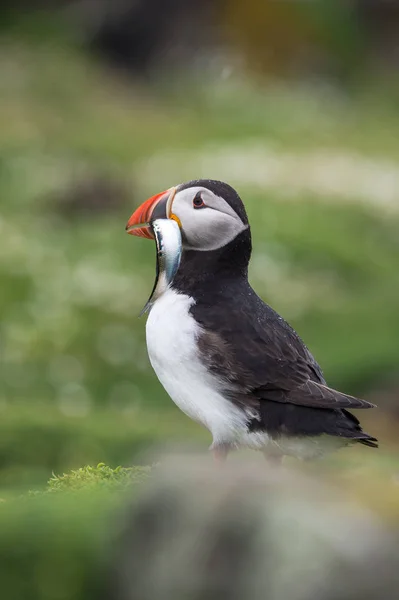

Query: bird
[[126, 179, 378, 463]]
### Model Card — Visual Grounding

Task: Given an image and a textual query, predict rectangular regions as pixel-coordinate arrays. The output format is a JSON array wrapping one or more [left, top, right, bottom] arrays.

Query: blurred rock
[[107, 455, 399, 600], [70, 0, 221, 76]]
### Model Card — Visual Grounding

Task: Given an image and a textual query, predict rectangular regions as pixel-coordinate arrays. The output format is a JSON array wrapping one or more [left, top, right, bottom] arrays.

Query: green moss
[[45, 463, 151, 493]]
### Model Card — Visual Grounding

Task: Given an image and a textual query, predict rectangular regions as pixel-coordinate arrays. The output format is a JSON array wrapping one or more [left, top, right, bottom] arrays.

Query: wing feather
[[255, 380, 375, 409], [193, 286, 375, 412]]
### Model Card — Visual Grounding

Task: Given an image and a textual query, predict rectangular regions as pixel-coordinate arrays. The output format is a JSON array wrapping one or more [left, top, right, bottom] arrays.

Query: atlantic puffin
[[126, 180, 378, 462]]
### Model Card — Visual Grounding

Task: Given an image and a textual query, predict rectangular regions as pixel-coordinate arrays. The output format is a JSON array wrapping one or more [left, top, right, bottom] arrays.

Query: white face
[[171, 186, 248, 251]]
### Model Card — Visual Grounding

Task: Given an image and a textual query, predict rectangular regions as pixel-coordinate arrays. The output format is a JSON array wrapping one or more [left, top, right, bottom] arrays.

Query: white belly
[[145, 288, 249, 445]]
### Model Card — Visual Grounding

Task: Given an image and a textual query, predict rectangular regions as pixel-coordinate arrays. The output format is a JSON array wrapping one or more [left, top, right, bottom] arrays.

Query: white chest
[[145, 288, 248, 443]]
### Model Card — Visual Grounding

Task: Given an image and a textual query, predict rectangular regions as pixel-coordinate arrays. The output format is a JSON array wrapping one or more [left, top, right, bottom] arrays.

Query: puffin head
[[126, 179, 250, 252]]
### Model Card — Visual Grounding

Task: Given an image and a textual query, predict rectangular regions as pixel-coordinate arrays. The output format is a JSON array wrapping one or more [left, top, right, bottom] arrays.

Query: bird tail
[[341, 409, 378, 448], [357, 435, 378, 448]]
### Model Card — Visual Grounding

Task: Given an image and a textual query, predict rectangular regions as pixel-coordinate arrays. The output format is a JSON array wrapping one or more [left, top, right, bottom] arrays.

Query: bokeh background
[[2, 2, 399, 598], [1, 1, 399, 492]]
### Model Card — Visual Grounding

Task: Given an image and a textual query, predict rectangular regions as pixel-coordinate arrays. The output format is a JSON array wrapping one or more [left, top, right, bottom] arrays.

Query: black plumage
[[172, 180, 378, 449]]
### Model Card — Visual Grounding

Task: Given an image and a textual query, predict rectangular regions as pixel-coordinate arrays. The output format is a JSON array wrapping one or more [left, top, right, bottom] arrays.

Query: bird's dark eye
[[193, 193, 206, 209]]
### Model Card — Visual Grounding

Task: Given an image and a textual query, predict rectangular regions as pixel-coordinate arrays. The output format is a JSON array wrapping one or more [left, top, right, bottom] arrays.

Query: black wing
[[192, 283, 375, 411]]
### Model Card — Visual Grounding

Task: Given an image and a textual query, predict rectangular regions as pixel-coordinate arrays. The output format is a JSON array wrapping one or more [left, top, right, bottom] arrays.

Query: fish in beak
[[125, 187, 178, 239], [126, 188, 182, 314], [140, 219, 182, 314]]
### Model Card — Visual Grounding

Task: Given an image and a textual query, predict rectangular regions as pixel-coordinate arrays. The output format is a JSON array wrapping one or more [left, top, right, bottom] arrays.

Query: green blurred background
[[1, 0, 399, 497]]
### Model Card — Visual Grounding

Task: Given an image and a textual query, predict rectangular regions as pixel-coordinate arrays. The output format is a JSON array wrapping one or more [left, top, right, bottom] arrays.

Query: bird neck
[[172, 228, 252, 297]]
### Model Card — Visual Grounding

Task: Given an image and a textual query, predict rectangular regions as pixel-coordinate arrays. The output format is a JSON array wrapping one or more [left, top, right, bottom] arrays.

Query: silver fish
[[141, 218, 182, 315]]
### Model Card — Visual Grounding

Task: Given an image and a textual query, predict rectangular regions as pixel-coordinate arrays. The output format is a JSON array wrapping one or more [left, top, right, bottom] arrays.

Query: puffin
[[126, 179, 378, 462]]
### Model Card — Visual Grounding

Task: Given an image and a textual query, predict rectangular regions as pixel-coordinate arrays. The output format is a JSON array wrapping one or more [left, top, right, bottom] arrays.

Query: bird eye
[[193, 193, 205, 209]]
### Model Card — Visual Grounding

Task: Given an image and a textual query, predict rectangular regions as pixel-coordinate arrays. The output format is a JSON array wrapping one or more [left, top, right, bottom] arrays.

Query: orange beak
[[125, 187, 176, 239]]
